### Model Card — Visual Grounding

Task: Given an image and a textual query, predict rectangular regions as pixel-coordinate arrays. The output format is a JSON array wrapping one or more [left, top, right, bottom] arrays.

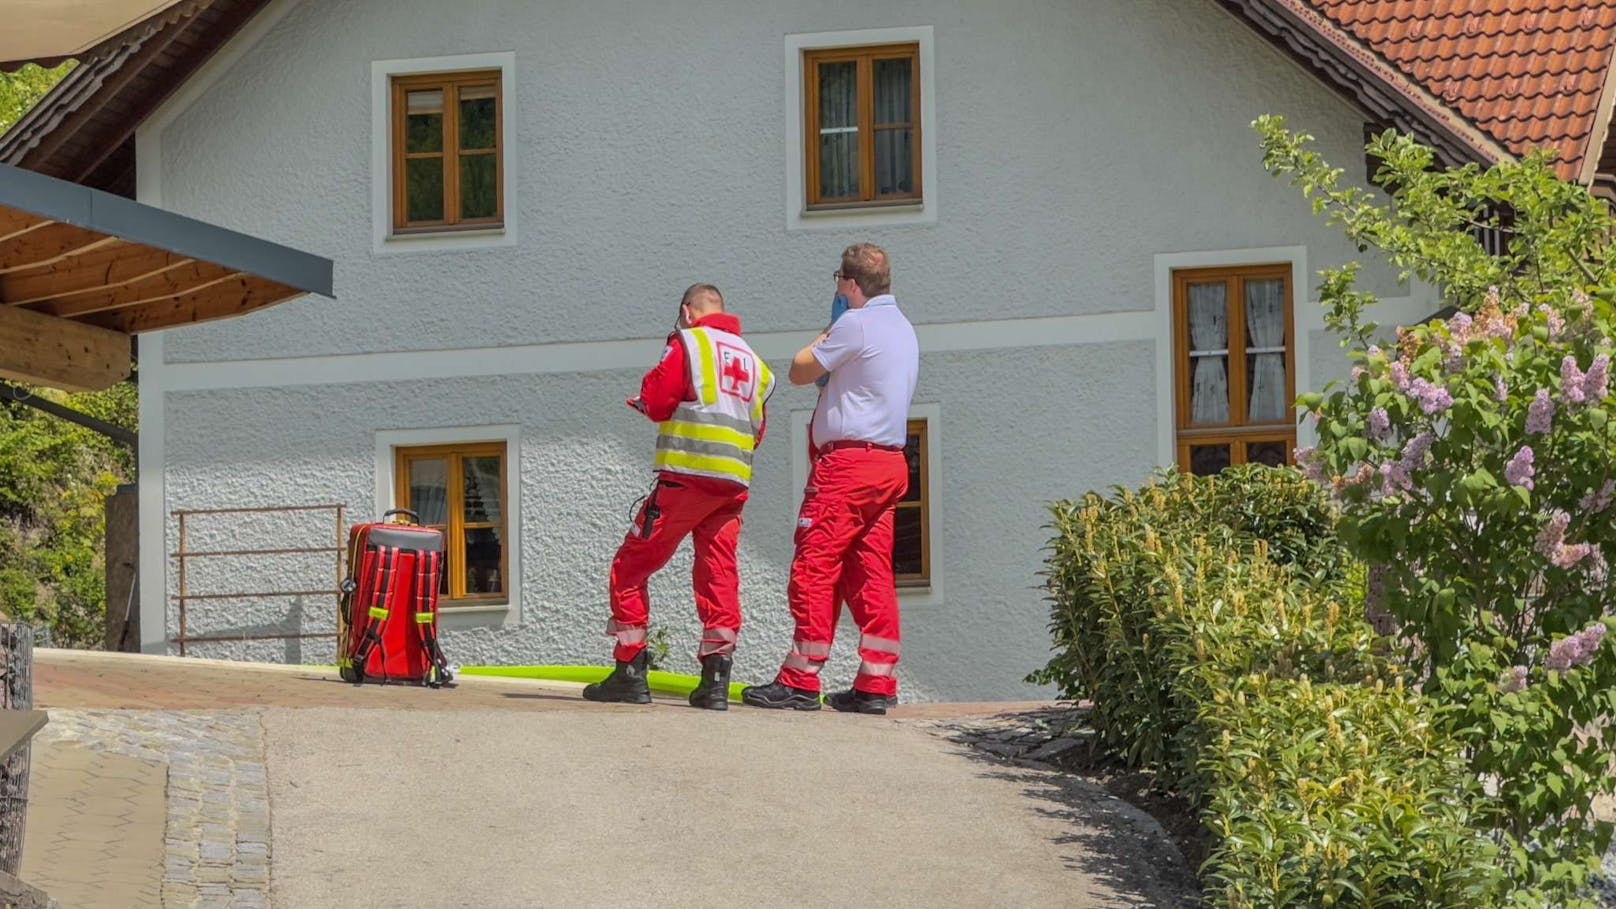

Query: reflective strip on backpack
[[368, 606, 389, 621]]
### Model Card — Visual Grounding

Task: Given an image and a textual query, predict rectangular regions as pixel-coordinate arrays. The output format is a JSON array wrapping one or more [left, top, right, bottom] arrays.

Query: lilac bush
[[1260, 116, 1616, 906]]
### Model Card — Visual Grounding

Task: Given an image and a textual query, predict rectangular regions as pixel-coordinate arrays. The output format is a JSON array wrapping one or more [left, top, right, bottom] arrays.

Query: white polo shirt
[[811, 294, 919, 448]]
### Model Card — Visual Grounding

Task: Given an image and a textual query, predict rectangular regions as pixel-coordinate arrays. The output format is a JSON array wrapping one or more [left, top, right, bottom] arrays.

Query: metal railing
[[170, 504, 345, 656]]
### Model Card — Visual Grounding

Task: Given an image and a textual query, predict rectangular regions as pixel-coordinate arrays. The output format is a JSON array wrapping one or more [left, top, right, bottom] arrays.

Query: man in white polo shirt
[[742, 243, 919, 715]]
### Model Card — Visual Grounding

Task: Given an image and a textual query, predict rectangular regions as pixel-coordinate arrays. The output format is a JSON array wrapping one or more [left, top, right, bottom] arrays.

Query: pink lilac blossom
[[1367, 407, 1391, 441], [1505, 446, 1535, 490], [1552, 542, 1594, 569], [1526, 389, 1556, 434], [1380, 461, 1413, 495], [1562, 356, 1588, 404], [1351, 366, 1366, 381], [1486, 286, 1502, 309], [1389, 361, 1410, 391], [1496, 375, 1509, 403], [1585, 353, 1609, 402], [1498, 665, 1529, 693], [1367, 345, 1382, 359], [1580, 480, 1615, 513], [1450, 313, 1473, 337], [1293, 446, 1324, 483], [1536, 509, 1570, 559], [1546, 624, 1608, 673], [1402, 432, 1434, 469], [1538, 304, 1566, 339], [1406, 377, 1454, 415]]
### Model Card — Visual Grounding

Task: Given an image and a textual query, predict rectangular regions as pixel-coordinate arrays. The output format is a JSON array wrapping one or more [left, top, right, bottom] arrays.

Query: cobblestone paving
[[35, 710, 270, 909]]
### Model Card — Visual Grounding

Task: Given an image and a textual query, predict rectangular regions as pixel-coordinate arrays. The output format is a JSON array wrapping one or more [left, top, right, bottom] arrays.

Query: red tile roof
[[1303, 0, 1616, 180]]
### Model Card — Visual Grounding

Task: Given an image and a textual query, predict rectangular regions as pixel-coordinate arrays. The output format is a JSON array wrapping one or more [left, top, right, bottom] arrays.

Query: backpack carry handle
[[383, 509, 419, 524]]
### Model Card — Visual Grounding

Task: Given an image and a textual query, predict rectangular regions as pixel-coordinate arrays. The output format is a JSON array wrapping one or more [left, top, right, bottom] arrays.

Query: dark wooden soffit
[[0, 0, 272, 197], [0, 162, 332, 391], [1215, 0, 1517, 173]]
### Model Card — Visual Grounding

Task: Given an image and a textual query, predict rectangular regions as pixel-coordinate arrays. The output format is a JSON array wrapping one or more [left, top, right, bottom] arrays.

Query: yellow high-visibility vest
[[655, 327, 774, 487]]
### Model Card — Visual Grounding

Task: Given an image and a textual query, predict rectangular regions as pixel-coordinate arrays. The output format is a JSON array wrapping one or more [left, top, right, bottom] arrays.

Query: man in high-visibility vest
[[584, 284, 775, 710]]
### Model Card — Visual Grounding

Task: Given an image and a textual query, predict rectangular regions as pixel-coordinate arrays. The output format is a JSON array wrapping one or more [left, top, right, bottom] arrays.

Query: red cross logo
[[717, 344, 756, 402]]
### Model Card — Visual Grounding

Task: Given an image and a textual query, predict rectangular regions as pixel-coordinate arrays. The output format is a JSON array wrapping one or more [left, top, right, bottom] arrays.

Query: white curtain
[[1188, 283, 1230, 424], [1245, 279, 1287, 422], [874, 59, 912, 195], [818, 62, 858, 198], [408, 458, 449, 526]]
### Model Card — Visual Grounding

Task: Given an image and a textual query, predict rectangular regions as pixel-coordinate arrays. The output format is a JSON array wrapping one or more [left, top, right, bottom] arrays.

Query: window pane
[[459, 155, 498, 220], [462, 456, 502, 522], [406, 458, 449, 525], [1245, 278, 1288, 423], [902, 430, 923, 502], [1188, 444, 1231, 477], [465, 526, 503, 594], [816, 60, 859, 200], [405, 90, 444, 153], [893, 507, 924, 577], [1186, 282, 1230, 425], [874, 58, 912, 124], [405, 158, 444, 222], [875, 129, 914, 196], [819, 133, 859, 199], [1248, 441, 1288, 468], [818, 61, 857, 128], [458, 85, 497, 150]]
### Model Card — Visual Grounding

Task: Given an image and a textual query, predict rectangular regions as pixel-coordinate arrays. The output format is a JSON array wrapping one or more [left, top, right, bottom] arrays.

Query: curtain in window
[[1188, 283, 1230, 424], [818, 62, 858, 199], [1245, 279, 1287, 423], [874, 59, 913, 195]]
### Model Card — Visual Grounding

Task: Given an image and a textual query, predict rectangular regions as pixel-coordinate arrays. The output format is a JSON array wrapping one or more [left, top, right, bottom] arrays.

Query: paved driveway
[[25, 650, 1192, 908]]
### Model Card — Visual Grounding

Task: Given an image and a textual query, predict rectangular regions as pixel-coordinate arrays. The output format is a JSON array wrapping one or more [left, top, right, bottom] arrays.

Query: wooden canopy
[[0, 162, 332, 391]]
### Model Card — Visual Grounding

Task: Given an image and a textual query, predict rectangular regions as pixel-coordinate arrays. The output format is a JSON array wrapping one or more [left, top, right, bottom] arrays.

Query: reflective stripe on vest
[[654, 327, 773, 487]]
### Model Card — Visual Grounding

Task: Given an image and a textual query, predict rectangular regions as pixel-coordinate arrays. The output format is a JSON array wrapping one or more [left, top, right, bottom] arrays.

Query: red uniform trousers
[[607, 472, 748, 663], [776, 445, 908, 697]]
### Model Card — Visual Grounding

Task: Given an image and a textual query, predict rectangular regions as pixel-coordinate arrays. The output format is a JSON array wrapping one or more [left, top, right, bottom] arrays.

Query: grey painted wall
[[155, 0, 1402, 363], [147, 0, 1426, 699], [163, 341, 1154, 701]]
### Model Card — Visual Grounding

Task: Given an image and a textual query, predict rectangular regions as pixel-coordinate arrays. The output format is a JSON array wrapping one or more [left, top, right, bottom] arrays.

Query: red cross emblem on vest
[[716, 343, 757, 402]]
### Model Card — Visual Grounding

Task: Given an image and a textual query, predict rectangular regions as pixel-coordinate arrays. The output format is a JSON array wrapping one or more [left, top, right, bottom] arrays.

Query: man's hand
[[789, 331, 832, 386]]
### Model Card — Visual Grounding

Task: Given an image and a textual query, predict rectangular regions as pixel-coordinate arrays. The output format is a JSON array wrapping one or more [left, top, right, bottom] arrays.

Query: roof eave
[[1217, 0, 1516, 172]]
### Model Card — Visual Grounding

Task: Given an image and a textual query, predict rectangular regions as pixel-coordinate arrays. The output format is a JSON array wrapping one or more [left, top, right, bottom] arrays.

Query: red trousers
[[776, 446, 908, 697], [607, 472, 747, 663]]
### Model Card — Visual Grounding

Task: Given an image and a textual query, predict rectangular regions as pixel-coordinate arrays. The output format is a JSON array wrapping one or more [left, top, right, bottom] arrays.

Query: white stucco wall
[[139, 0, 1439, 699], [150, 0, 1404, 365]]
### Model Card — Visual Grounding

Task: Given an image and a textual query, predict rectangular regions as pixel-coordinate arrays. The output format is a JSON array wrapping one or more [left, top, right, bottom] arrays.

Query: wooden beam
[[0, 225, 117, 275], [84, 276, 302, 334], [0, 300, 131, 392], [0, 241, 192, 305], [0, 210, 48, 244], [25, 262, 240, 319]]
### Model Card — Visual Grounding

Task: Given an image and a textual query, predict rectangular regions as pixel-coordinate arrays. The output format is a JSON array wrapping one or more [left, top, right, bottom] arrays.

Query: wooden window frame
[[895, 418, 931, 588], [803, 43, 922, 210], [390, 70, 504, 234], [394, 441, 509, 606], [1172, 264, 1297, 473]]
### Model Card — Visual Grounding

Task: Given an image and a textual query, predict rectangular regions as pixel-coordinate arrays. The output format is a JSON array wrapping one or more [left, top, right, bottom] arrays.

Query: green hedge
[[1032, 466, 1504, 906]]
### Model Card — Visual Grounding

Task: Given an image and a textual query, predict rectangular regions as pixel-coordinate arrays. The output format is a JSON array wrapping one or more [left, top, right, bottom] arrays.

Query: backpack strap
[[414, 548, 454, 688], [350, 544, 398, 683]]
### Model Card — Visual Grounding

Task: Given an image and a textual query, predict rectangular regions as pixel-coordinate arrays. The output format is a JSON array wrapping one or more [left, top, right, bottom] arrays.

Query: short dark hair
[[681, 283, 724, 311], [840, 244, 890, 296]]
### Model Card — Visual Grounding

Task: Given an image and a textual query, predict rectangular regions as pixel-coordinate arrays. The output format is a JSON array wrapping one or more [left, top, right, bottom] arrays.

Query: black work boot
[[826, 688, 898, 715], [740, 680, 822, 711], [688, 654, 732, 710], [583, 652, 651, 704]]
